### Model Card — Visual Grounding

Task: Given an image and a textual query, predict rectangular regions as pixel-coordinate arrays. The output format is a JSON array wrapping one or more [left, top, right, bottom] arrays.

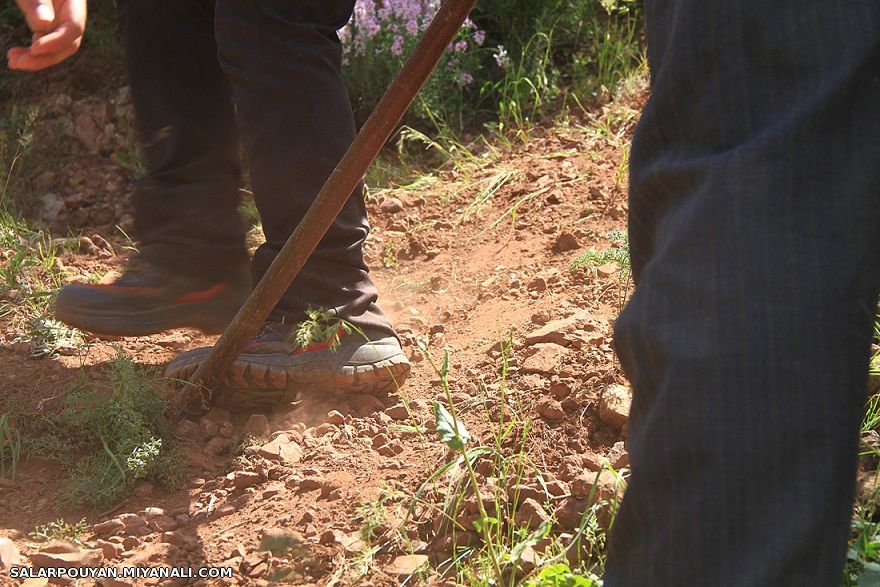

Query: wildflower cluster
[[339, 0, 492, 129]]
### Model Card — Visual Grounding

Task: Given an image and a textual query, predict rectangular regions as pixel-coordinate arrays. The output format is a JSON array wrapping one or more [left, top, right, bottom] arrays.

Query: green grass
[[29, 518, 88, 545], [23, 351, 186, 508], [397, 334, 620, 586], [0, 412, 21, 479]]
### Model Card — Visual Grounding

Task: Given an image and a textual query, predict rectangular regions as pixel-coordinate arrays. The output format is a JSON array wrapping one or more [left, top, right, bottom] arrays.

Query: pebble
[[555, 232, 580, 251], [379, 197, 405, 214], [536, 397, 566, 421], [377, 439, 404, 456], [384, 403, 410, 421], [243, 414, 271, 437], [326, 410, 345, 425], [599, 384, 631, 430], [386, 554, 429, 578], [257, 435, 303, 464], [259, 528, 304, 556], [513, 498, 550, 529], [0, 537, 20, 569]]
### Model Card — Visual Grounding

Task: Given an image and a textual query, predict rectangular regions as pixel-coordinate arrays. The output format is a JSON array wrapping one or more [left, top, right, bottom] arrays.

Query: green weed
[[844, 504, 880, 587], [292, 307, 352, 352], [29, 518, 88, 545], [24, 351, 186, 508], [0, 412, 21, 479]]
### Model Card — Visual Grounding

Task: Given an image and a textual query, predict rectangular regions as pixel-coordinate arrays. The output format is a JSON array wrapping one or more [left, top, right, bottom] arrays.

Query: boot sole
[[168, 352, 411, 410]]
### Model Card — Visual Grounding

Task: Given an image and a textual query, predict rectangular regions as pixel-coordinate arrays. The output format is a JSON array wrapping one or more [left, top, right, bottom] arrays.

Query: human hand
[[7, 0, 88, 71]]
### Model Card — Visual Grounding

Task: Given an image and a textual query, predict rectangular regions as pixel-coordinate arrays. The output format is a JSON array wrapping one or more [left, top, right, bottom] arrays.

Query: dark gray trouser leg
[[213, 0, 392, 334], [606, 1, 880, 585], [118, 0, 249, 282]]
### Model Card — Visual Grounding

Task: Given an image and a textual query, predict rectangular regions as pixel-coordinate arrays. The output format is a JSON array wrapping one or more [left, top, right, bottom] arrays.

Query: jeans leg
[[118, 0, 249, 282], [606, 1, 880, 585], [213, 0, 392, 333]]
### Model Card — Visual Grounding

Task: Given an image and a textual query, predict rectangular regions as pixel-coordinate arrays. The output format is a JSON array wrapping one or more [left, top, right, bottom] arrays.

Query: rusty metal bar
[[187, 0, 478, 399]]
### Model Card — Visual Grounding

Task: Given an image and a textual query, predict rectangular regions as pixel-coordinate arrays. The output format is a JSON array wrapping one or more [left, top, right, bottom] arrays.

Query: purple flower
[[473, 29, 486, 45], [391, 35, 405, 56], [453, 39, 468, 53], [494, 45, 510, 69], [458, 72, 474, 85]]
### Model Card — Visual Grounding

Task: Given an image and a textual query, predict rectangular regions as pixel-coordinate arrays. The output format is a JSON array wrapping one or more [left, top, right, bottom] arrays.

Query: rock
[[29, 548, 103, 569], [599, 384, 631, 430], [596, 262, 620, 278], [514, 498, 550, 529], [351, 394, 385, 416], [386, 554, 429, 578], [507, 484, 544, 504], [371, 433, 389, 449], [522, 343, 570, 376], [546, 480, 571, 497], [379, 197, 405, 214], [233, 471, 262, 489], [204, 436, 233, 456], [21, 579, 49, 587], [149, 515, 178, 533], [259, 528, 305, 556], [583, 451, 608, 472], [159, 531, 185, 546], [557, 455, 584, 482], [257, 435, 303, 464], [142, 506, 165, 518], [377, 439, 404, 456], [528, 277, 547, 291], [174, 419, 201, 441], [384, 403, 410, 420], [326, 410, 345, 425], [0, 537, 20, 569], [518, 545, 537, 574], [243, 414, 271, 437], [313, 423, 337, 437], [39, 192, 65, 226], [571, 470, 621, 502], [553, 498, 587, 531], [523, 311, 594, 348], [40, 540, 80, 554], [121, 536, 141, 551], [536, 397, 566, 422], [116, 514, 147, 532], [320, 471, 355, 501], [549, 380, 572, 399], [95, 539, 123, 560], [607, 441, 629, 469], [555, 232, 580, 252]]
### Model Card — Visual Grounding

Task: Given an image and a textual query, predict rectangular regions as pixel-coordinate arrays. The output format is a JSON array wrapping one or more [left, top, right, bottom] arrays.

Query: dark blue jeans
[[117, 0, 391, 332], [607, 1, 880, 585]]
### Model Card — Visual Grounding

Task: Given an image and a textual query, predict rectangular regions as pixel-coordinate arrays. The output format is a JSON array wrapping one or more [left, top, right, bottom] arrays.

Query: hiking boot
[[55, 258, 251, 336], [165, 323, 411, 410]]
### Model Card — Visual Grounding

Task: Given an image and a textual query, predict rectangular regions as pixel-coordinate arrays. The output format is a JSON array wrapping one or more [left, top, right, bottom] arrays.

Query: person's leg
[[164, 0, 408, 407], [54, 0, 251, 336], [118, 0, 248, 281], [213, 0, 390, 334], [605, 1, 880, 585]]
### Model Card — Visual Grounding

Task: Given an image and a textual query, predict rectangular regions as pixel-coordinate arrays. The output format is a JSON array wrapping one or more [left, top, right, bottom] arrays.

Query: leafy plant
[[24, 351, 186, 508], [292, 307, 352, 352], [0, 412, 21, 479], [29, 518, 88, 545]]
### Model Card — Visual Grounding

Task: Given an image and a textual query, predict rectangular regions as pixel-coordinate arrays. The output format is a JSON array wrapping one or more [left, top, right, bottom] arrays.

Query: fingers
[[29, 22, 84, 56], [6, 42, 79, 72], [15, 0, 56, 33]]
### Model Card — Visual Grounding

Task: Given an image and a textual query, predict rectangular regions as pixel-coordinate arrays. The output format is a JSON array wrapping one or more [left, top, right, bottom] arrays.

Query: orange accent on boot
[[176, 283, 227, 303], [291, 327, 348, 356]]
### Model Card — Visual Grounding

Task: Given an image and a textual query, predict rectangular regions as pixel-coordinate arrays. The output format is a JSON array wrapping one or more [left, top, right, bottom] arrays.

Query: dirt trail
[[0, 86, 645, 584]]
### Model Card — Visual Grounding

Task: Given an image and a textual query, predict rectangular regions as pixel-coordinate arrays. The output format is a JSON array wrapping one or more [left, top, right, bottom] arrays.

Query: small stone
[[142, 506, 165, 518], [387, 554, 429, 578], [513, 498, 550, 529], [259, 528, 305, 556], [528, 277, 547, 292], [546, 480, 571, 497], [596, 262, 620, 278], [243, 414, 271, 437], [549, 380, 572, 399], [379, 197, 405, 214], [233, 471, 262, 489], [0, 537, 20, 569], [384, 403, 410, 421], [205, 436, 233, 456], [607, 441, 629, 469], [257, 435, 303, 464], [174, 419, 201, 441], [150, 516, 178, 533], [262, 482, 285, 499], [599, 384, 631, 430], [160, 531, 185, 546], [95, 539, 123, 560], [507, 484, 544, 504], [536, 397, 566, 421], [326, 410, 345, 425], [522, 343, 570, 376], [313, 423, 337, 437], [40, 540, 80, 554], [213, 503, 237, 518], [377, 439, 404, 457], [122, 536, 141, 551], [117, 514, 147, 531], [555, 232, 580, 252], [571, 470, 621, 502], [554, 498, 587, 531]]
